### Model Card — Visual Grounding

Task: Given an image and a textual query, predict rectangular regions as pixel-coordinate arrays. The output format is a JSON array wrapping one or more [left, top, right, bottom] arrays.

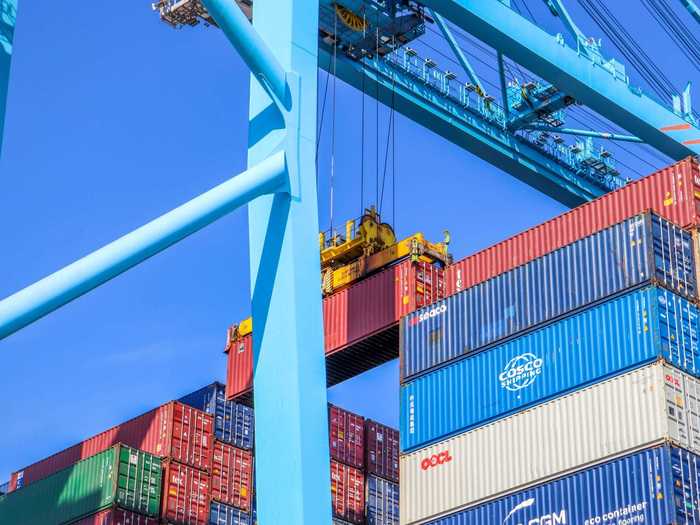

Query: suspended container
[[400, 363, 700, 525], [366, 474, 399, 525], [423, 445, 700, 525], [0, 445, 162, 525], [226, 259, 445, 402], [179, 382, 254, 450], [403, 212, 697, 381], [10, 401, 214, 491], [365, 420, 399, 483], [161, 461, 210, 525], [329, 404, 365, 469], [401, 285, 700, 451], [211, 441, 253, 512], [445, 156, 700, 296], [70, 508, 160, 525], [209, 501, 251, 525], [331, 460, 365, 524]]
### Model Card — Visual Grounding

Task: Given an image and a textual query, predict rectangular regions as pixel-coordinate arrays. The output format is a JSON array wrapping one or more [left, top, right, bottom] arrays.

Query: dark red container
[[329, 404, 364, 469], [9, 401, 214, 491], [330, 460, 365, 524], [226, 259, 444, 401], [365, 419, 399, 483], [445, 156, 700, 296], [70, 509, 159, 525], [211, 441, 253, 511], [161, 461, 211, 525]]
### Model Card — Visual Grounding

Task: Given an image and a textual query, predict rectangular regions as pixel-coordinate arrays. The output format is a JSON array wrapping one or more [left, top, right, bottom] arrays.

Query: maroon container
[[211, 441, 253, 511], [70, 509, 159, 525], [9, 401, 214, 491], [226, 259, 445, 402], [365, 419, 399, 483], [329, 404, 364, 469], [161, 461, 211, 525], [445, 156, 700, 296], [330, 460, 365, 524]]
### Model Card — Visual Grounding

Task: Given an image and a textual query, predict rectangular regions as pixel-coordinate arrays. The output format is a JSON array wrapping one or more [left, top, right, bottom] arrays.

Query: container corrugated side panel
[[445, 156, 700, 296], [225, 335, 254, 403], [209, 501, 252, 525], [403, 213, 698, 380], [365, 420, 400, 483], [10, 404, 171, 491], [115, 445, 162, 517], [161, 461, 210, 525], [211, 441, 253, 511], [399, 362, 700, 525], [0, 447, 117, 525], [69, 508, 161, 525], [180, 383, 254, 450], [367, 475, 399, 525], [401, 286, 700, 451], [329, 404, 365, 469], [331, 460, 365, 524], [421, 445, 700, 525]]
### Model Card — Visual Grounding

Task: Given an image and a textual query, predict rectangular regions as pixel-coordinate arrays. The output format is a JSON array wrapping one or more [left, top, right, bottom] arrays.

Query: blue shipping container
[[401, 286, 700, 451], [367, 475, 399, 525], [210, 501, 251, 525], [426, 444, 700, 525], [179, 382, 254, 450], [402, 212, 696, 381]]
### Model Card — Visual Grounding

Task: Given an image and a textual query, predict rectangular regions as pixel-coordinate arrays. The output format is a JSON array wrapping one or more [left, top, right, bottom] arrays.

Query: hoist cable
[[330, 13, 338, 234]]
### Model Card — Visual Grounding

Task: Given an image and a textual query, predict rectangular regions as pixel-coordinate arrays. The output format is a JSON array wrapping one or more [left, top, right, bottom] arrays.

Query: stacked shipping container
[[400, 156, 700, 524]]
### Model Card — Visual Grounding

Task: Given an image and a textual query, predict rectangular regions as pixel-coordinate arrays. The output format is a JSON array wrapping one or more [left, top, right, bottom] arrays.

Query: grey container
[[399, 362, 700, 525]]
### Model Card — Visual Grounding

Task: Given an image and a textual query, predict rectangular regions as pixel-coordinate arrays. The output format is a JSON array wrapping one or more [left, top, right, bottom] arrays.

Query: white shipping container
[[400, 362, 700, 525]]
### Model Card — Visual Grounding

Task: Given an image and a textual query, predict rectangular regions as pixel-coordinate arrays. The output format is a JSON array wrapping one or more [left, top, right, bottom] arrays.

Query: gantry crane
[[3, 1, 700, 524]]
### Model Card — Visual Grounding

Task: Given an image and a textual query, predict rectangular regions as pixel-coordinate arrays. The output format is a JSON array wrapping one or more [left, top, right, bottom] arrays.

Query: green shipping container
[[0, 444, 162, 525]]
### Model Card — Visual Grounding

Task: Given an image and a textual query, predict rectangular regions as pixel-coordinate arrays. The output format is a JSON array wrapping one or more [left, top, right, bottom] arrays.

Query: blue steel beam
[[0, 152, 287, 341], [423, 0, 700, 159], [524, 124, 644, 142], [0, 0, 17, 156], [320, 47, 608, 207]]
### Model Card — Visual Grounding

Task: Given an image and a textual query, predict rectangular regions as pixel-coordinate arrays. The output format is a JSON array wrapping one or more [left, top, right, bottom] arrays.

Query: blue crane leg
[[0, 152, 287, 341], [244, 0, 332, 523]]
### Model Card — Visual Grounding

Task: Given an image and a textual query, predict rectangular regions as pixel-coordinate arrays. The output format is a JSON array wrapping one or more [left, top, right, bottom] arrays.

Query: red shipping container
[[365, 419, 399, 483], [211, 441, 253, 511], [445, 156, 700, 295], [330, 460, 365, 524], [329, 404, 364, 469], [225, 333, 254, 404], [70, 509, 160, 525], [9, 401, 214, 491], [226, 259, 444, 401], [162, 461, 211, 525]]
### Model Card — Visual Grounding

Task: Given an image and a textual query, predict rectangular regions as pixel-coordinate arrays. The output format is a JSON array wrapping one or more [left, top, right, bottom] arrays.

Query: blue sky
[[0, 1, 695, 482]]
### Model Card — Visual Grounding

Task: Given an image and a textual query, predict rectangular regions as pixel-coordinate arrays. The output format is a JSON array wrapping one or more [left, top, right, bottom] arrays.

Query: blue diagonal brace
[[424, 0, 700, 158], [430, 9, 485, 95], [680, 0, 700, 24], [0, 152, 288, 341]]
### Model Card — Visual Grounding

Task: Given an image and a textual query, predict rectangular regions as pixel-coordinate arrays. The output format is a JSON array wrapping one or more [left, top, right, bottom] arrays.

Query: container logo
[[410, 304, 447, 326], [499, 353, 543, 391], [504, 498, 567, 524], [420, 450, 452, 470]]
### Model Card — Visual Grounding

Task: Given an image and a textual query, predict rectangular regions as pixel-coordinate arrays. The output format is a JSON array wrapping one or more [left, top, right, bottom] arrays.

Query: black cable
[[316, 70, 331, 168], [360, 59, 365, 217]]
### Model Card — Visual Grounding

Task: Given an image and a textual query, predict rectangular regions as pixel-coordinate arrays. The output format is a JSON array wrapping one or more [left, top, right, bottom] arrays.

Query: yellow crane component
[[227, 207, 450, 345]]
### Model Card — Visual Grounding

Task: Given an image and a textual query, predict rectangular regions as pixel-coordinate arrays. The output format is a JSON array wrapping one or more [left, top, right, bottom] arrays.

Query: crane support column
[[236, 0, 332, 523], [0, 0, 17, 156]]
